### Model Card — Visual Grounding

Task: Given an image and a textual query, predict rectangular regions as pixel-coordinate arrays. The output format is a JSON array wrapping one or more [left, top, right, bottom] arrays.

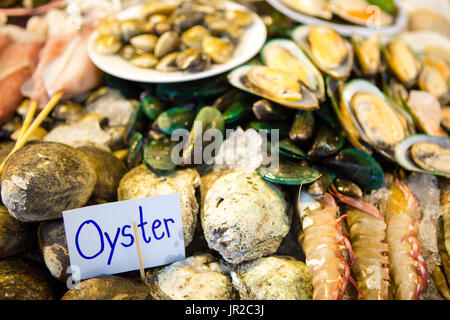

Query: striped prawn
[[297, 191, 358, 300]]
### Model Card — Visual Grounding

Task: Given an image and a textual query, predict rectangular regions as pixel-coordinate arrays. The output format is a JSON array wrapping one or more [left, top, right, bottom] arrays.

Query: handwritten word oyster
[[202, 171, 290, 264], [118, 165, 200, 246], [146, 253, 235, 300], [1, 142, 97, 222], [231, 256, 313, 300]]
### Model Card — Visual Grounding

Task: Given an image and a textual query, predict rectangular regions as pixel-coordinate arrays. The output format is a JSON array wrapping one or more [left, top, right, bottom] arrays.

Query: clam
[[280, 0, 332, 20], [292, 25, 353, 79], [120, 19, 144, 42], [261, 39, 325, 101], [404, 90, 447, 137], [228, 65, 318, 110], [119, 44, 138, 60], [130, 34, 158, 53], [96, 17, 122, 38], [225, 9, 253, 27], [202, 36, 232, 64], [181, 25, 210, 49], [141, 0, 177, 18], [176, 48, 211, 72], [337, 79, 413, 159], [329, 0, 394, 27], [155, 52, 180, 72], [353, 35, 381, 76], [383, 39, 422, 88], [395, 135, 450, 178], [93, 34, 122, 55], [130, 53, 158, 68], [154, 31, 180, 58]]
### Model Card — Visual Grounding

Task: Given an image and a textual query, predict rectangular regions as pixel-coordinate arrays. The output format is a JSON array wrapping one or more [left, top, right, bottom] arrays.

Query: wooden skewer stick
[[132, 221, 146, 282], [0, 91, 64, 175], [17, 100, 37, 142]]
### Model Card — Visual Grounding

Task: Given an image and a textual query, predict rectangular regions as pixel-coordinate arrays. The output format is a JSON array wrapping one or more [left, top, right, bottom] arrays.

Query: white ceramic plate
[[266, 0, 408, 37], [87, 0, 267, 83]]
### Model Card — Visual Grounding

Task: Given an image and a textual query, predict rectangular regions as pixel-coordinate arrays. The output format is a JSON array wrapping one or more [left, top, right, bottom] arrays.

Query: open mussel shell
[[394, 134, 450, 178], [352, 35, 381, 76], [339, 79, 409, 160], [257, 160, 321, 186], [329, 0, 394, 27], [228, 65, 319, 110], [382, 39, 422, 88], [261, 39, 325, 101], [291, 25, 353, 80]]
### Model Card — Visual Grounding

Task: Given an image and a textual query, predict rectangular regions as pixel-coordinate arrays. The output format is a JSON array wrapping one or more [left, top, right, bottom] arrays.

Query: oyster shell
[[201, 171, 291, 264], [118, 165, 201, 247], [147, 253, 235, 300], [231, 255, 313, 300]]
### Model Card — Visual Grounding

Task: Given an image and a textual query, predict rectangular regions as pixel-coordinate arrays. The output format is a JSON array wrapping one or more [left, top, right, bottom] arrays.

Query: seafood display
[[92, 0, 254, 71], [0, 0, 449, 302]]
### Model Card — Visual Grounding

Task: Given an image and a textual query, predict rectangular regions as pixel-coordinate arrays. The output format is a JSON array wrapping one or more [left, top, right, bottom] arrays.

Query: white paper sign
[[63, 194, 185, 280]]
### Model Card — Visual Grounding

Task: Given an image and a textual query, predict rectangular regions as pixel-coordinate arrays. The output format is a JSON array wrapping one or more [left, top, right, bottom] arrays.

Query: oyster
[[147, 253, 235, 300], [201, 171, 291, 264], [292, 25, 353, 79], [118, 165, 200, 247], [405, 90, 447, 137], [1, 142, 97, 222], [261, 39, 325, 101], [231, 256, 313, 300], [280, 0, 332, 20], [329, 0, 393, 27], [383, 39, 422, 88], [395, 134, 450, 178], [228, 65, 318, 110], [62, 275, 149, 300]]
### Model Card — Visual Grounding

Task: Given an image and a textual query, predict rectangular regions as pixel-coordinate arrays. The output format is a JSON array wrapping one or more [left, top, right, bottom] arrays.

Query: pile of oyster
[[93, 0, 254, 71]]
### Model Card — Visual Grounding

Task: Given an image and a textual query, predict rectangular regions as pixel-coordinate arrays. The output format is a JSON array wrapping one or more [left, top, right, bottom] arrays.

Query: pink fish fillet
[[0, 41, 42, 124], [21, 34, 74, 107]]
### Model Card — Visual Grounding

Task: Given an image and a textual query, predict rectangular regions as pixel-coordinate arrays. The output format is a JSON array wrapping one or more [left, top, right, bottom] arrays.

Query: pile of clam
[[93, 0, 254, 71]]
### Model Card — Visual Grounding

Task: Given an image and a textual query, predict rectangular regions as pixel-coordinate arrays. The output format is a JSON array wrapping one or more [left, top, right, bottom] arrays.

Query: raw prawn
[[298, 191, 355, 300]]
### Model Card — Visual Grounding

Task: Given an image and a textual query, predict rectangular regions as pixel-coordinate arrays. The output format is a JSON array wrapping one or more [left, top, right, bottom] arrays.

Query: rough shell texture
[[118, 165, 201, 246], [1, 142, 97, 222], [201, 171, 290, 264], [0, 205, 33, 259], [78, 146, 127, 201], [231, 255, 313, 300], [38, 219, 70, 281], [0, 258, 55, 300], [61, 275, 150, 300], [147, 253, 235, 300]]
